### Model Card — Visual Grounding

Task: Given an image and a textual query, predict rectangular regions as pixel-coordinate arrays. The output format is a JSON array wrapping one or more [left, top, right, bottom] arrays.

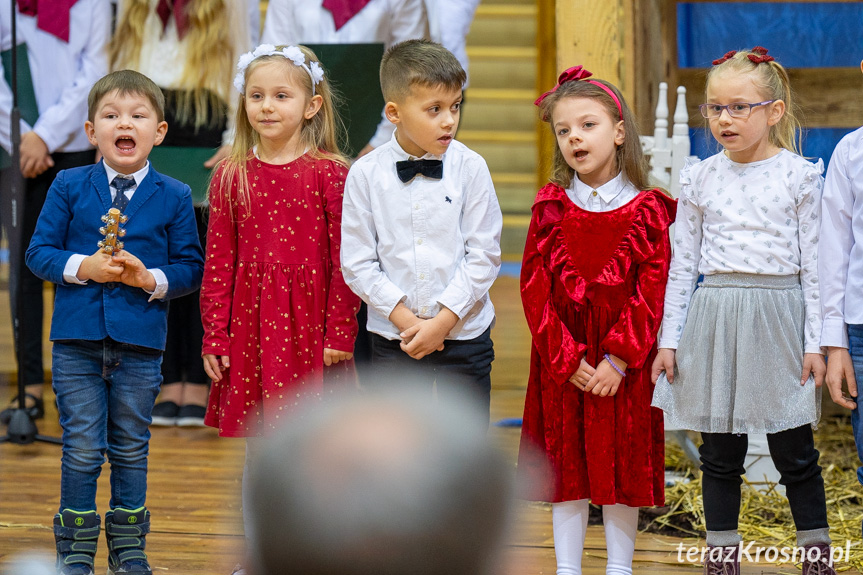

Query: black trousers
[[368, 326, 494, 427], [0, 150, 94, 387], [700, 424, 828, 532], [158, 89, 224, 386], [161, 206, 207, 385]]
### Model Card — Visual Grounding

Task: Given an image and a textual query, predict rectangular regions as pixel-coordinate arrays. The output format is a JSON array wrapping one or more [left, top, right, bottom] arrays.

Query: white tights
[[552, 500, 638, 575]]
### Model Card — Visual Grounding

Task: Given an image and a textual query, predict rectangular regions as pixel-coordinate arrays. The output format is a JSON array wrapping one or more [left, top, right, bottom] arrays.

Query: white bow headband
[[234, 44, 325, 95]]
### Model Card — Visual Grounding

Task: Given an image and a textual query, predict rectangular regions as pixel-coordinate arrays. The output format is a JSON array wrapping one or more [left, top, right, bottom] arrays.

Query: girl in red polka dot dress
[[200, 44, 360, 439]]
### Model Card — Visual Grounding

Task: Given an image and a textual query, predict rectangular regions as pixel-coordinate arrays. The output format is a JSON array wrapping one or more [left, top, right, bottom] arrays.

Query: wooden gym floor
[[0, 276, 857, 574]]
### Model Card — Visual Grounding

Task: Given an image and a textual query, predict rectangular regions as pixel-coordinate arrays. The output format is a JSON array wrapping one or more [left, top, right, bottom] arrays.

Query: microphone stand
[[1, 1, 60, 445]]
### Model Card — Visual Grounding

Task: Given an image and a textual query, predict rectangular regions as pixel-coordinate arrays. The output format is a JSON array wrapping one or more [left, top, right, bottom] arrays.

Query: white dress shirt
[[820, 127, 863, 348], [0, 0, 110, 154], [658, 150, 824, 353], [64, 162, 168, 300], [341, 131, 502, 340], [424, 0, 480, 87], [117, 0, 255, 146], [566, 172, 640, 212], [261, 0, 428, 149]]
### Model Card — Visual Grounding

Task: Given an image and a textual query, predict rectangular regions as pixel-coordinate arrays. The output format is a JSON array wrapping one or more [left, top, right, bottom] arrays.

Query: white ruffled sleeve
[[657, 159, 703, 349], [795, 158, 824, 353]]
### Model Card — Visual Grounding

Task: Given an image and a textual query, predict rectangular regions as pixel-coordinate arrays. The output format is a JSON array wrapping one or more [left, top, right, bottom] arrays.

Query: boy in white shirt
[[819, 61, 863, 497], [341, 39, 502, 425]]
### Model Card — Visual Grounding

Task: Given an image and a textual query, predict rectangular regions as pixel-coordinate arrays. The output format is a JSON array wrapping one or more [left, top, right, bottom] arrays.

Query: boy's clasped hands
[[77, 248, 156, 292], [390, 302, 459, 360]]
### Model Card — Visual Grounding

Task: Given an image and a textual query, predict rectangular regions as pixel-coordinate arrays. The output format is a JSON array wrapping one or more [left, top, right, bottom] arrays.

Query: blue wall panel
[[688, 127, 855, 169], [677, 3, 863, 68]]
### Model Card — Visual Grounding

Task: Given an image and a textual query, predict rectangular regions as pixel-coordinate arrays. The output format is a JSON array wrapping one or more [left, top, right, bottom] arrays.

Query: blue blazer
[[26, 161, 204, 351]]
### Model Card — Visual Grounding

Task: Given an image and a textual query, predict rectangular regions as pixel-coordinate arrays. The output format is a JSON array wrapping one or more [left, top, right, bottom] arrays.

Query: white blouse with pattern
[[658, 149, 824, 353]]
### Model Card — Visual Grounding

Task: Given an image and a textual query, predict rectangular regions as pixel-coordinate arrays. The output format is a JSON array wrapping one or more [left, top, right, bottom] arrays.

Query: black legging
[[700, 424, 828, 532]]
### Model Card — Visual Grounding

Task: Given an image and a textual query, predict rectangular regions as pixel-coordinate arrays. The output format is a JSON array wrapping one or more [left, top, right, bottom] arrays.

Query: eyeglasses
[[698, 100, 776, 119]]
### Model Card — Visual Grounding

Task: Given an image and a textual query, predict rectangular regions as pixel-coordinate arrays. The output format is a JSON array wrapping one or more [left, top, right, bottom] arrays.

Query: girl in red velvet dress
[[517, 66, 676, 575]]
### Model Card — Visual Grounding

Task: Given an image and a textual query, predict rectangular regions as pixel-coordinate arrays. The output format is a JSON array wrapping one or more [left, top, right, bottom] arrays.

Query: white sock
[[602, 504, 638, 575], [552, 499, 590, 575]]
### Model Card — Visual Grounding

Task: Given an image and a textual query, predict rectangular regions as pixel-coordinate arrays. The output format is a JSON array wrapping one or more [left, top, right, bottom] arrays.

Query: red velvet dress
[[517, 184, 676, 506], [201, 155, 360, 437]]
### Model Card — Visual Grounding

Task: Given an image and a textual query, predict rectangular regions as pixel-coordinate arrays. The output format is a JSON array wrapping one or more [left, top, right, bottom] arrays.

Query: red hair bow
[[747, 46, 775, 64], [713, 47, 775, 66], [534, 65, 593, 106], [712, 50, 737, 66]]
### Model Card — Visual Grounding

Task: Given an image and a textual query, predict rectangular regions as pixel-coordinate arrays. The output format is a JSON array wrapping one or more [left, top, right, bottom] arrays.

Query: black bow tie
[[396, 159, 443, 183]]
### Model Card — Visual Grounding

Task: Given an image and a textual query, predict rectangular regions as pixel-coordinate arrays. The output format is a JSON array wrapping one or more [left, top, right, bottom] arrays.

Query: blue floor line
[[493, 417, 523, 427], [500, 261, 521, 278]]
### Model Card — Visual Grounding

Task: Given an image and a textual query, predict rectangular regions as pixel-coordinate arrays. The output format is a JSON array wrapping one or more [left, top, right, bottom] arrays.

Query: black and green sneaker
[[105, 507, 152, 575], [53, 509, 100, 575]]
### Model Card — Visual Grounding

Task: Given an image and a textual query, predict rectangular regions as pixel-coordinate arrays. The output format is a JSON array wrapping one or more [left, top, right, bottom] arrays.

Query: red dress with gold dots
[[201, 154, 360, 437]]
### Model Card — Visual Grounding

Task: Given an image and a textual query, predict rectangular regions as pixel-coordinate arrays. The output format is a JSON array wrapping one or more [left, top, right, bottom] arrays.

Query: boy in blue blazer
[[26, 70, 204, 575]]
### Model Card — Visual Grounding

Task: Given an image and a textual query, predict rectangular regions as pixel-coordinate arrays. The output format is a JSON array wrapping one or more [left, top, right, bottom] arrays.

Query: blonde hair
[[380, 39, 466, 103], [109, 0, 235, 128], [215, 46, 347, 217], [706, 49, 802, 154], [538, 79, 650, 190]]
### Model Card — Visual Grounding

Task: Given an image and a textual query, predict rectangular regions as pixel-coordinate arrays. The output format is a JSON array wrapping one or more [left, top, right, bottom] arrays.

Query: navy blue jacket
[[26, 161, 204, 351]]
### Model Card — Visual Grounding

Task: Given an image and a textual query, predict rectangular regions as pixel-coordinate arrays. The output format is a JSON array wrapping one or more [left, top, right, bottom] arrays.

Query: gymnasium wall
[[676, 1, 863, 165]]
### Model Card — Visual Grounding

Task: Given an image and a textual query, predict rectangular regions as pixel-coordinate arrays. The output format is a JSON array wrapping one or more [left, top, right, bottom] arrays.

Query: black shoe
[[176, 404, 206, 427], [0, 393, 45, 425], [150, 401, 179, 426]]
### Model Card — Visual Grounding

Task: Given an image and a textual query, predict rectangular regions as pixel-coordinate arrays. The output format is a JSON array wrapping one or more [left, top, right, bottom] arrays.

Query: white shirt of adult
[[423, 0, 480, 87], [63, 162, 168, 301], [261, 0, 428, 149], [820, 126, 863, 348], [658, 149, 824, 353], [0, 0, 110, 154], [341, 131, 502, 341], [566, 171, 639, 212]]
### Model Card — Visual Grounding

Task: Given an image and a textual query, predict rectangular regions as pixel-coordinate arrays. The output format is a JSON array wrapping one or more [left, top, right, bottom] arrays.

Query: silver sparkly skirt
[[651, 273, 820, 434]]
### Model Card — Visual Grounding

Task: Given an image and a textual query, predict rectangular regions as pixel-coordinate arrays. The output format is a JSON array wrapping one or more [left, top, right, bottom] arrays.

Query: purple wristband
[[604, 353, 625, 377]]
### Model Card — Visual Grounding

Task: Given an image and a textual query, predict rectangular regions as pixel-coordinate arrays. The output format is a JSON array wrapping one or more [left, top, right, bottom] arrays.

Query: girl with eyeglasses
[[651, 47, 834, 574]]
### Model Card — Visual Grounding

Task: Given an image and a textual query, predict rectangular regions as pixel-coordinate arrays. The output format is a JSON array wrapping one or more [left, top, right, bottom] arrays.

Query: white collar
[[571, 172, 627, 204], [390, 130, 443, 162], [104, 161, 150, 189]]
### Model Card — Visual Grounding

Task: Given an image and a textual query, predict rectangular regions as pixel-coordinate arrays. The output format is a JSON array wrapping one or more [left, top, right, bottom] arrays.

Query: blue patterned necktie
[[111, 176, 135, 212]]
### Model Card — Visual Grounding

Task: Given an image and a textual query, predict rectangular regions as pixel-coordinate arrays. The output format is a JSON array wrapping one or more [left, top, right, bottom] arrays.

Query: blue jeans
[[849, 325, 863, 487], [52, 339, 163, 512]]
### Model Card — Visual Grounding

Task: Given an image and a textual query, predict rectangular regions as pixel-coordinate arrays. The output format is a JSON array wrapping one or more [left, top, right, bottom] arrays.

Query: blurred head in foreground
[[248, 382, 513, 575], [2, 552, 54, 575]]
